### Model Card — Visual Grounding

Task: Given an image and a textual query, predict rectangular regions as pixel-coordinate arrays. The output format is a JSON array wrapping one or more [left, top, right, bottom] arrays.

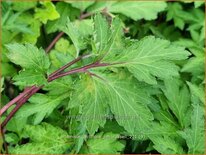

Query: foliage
[[1, 1, 205, 154]]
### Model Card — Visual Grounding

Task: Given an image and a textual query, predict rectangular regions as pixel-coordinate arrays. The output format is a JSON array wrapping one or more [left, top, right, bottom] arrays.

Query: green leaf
[[13, 70, 47, 87], [187, 82, 205, 104], [34, 1, 60, 24], [73, 19, 94, 37], [61, 18, 86, 56], [12, 1, 37, 11], [109, 1, 167, 21], [16, 93, 70, 124], [46, 2, 80, 34], [94, 13, 110, 53], [69, 72, 154, 135], [150, 136, 184, 154], [9, 123, 71, 154], [2, 62, 17, 76], [88, 1, 167, 21], [182, 47, 204, 77], [67, 1, 95, 11], [103, 36, 190, 84], [43, 76, 72, 95], [166, 3, 188, 30], [80, 132, 125, 154], [6, 43, 50, 72], [163, 78, 190, 128], [179, 104, 205, 154], [194, 1, 204, 8], [69, 75, 109, 135]]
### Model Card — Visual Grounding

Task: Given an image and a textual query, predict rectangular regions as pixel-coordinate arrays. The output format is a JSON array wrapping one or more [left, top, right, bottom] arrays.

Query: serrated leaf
[[182, 48, 204, 77], [34, 1, 60, 24], [103, 36, 190, 84], [94, 13, 110, 53], [69, 75, 109, 135], [12, 1, 37, 11], [109, 1, 167, 21], [16, 93, 70, 124], [9, 123, 71, 154], [67, 1, 95, 11], [179, 104, 205, 154], [61, 18, 86, 56], [43, 76, 72, 95], [88, 1, 166, 21], [13, 70, 47, 87], [166, 3, 189, 30], [150, 136, 184, 154], [6, 43, 50, 72], [194, 1, 204, 8], [69, 72, 153, 135], [187, 82, 205, 104], [46, 2, 80, 34], [163, 78, 190, 128], [80, 132, 125, 154]]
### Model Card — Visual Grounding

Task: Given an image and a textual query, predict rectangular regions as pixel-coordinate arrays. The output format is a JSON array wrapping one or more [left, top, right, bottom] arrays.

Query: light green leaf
[[179, 104, 205, 154], [6, 43, 50, 72], [43, 76, 72, 95], [16, 93, 70, 124], [94, 13, 110, 54], [73, 19, 93, 37], [163, 78, 191, 128], [109, 1, 167, 21], [69, 72, 154, 135], [194, 1, 204, 8], [34, 1, 60, 24], [12, 1, 37, 11], [150, 136, 184, 154], [88, 1, 166, 21], [103, 36, 190, 84], [9, 123, 71, 154], [187, 82, 205, 104], [166, 3, 189, 30], [46, 2, 80, 34], [61, 18, 86, 56], [182, 47, 204, 77], [13, 70, 47, 87], [69, 75, 109, 135], [2, 62, 17, 76], [67, 1, 95, 11], [80, 132, 125, 154]]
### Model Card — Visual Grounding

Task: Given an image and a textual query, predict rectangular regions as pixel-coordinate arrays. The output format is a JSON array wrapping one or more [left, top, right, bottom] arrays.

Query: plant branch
[[48, 62, 110, 82], [48, 54, 92, 79], [1, 86, 42, 128], [45, 32, 64, 53], [0, 85, 36, 116]]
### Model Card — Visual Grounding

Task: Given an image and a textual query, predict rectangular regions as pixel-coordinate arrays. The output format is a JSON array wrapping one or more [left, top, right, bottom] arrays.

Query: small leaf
[[80, 132, 125, 154], [179, 104, 205, 154], [34, 1, 60, 24], [9, 123, 71, 154], [13, 69, 47, 87], [6, 43, 50, 72], [16, 93, 70, 124], [103, 36, 190, 84]]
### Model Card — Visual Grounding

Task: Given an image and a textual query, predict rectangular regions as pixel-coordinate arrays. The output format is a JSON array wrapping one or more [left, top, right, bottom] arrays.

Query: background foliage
[[1, 1, 205, 154]]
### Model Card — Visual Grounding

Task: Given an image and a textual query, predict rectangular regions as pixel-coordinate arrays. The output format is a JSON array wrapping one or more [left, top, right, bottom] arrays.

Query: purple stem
[[0, 86, 36, 117], [1, 86, 42, 128], [48, 62, 110, 82], [45, 32, 64, 53]]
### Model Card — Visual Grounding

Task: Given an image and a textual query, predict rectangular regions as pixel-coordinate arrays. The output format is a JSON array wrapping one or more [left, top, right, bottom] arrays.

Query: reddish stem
[[48, 54, 92, 78], [0, 85, 36, 116], [45, 32, 64, 53], [48, 62, 110, 82], [1, 86, 42, 128]]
